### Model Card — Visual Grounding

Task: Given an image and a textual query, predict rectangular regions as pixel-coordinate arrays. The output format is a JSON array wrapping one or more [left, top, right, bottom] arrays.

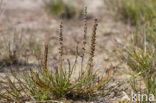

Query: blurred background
[[0, 0, 130, 71]]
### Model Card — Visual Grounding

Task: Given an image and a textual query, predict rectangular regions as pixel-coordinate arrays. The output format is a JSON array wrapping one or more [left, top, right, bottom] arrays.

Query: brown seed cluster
[[58, 22, 64, 68], [59, 22, 63, 57], [82, 7, 87, 54], [81, 7, 88, 71], [89, 19, 98, 72], [43, 44, 48, 76]]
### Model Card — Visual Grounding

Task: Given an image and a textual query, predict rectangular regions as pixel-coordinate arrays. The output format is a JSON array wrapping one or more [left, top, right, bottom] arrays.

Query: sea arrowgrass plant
[[0, 10, 113, 102]]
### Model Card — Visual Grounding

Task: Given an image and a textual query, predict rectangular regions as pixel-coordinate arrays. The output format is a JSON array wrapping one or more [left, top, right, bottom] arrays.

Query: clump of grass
[[0, 34, 24, 67], [120, 25, 156, 100], [106, 0, 156, 25], [0, 43, 18, 66], [0, 10, 113, 102], [45, 0, 77, 19], [0, 33, 41, 69], [108, 0, 156, 100]]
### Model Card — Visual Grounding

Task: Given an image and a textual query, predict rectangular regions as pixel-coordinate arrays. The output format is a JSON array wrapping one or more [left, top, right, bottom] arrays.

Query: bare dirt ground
[[0, 0, 132, 102]]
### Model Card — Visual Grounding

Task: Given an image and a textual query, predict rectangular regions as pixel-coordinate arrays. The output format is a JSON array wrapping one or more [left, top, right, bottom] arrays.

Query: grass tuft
[[120, 25, 156, 100], [106, 0, 156, 25], [0, 9, 113, 102], [45, 0, 77, 19]]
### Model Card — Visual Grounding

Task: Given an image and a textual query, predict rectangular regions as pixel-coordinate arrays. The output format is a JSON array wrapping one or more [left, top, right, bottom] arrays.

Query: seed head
[[82, 7, 87, 53], [58, 22, 64, 68], [89, 19, 98, 71], [59, 22, 63, 57], [43, 44, 48, 76]]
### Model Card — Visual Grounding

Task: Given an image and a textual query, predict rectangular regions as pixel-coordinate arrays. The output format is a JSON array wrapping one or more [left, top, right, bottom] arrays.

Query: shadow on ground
[[0, 59, 40, 73]]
